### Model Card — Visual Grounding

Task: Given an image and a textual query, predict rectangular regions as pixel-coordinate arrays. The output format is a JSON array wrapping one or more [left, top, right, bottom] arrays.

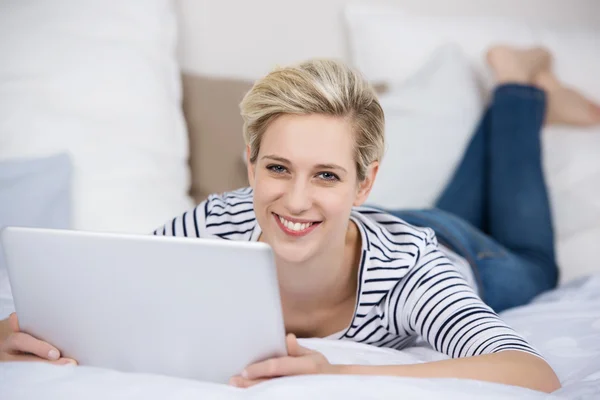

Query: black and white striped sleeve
[[152, 201, 206, 238], [152, 188, 256, 240], [390, 230, 541, 359]]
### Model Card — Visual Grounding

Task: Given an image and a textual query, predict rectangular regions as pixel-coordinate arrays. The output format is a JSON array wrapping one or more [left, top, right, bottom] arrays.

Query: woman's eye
[[267, 164, 287, 174], [318, 172, 339, 181]]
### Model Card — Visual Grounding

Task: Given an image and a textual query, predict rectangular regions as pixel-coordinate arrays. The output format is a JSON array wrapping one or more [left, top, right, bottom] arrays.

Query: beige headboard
[[182, 75, 253, 203]]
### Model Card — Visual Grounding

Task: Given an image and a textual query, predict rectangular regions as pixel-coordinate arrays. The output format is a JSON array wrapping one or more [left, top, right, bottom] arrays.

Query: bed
[[2, 273, 600, 398], [1, 0, 599, 398]]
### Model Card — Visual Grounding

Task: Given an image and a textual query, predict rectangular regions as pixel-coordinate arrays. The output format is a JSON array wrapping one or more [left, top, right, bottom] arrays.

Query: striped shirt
[[154, 187, 540, 359]]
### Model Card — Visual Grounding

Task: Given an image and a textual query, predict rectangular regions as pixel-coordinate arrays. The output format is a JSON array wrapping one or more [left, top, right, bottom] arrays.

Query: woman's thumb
[[286, 333, 312, 356], [8, 313, 19, 332]]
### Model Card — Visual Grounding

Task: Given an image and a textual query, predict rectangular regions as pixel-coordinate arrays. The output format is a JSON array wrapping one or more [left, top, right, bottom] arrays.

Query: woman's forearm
[[336, 351, 561, 393]]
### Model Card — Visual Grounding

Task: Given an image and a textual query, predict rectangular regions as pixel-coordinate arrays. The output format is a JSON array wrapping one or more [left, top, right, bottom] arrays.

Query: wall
[[176, 0, 600, 79]]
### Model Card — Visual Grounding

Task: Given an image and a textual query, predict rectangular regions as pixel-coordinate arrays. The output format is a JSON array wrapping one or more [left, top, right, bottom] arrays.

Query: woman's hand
[[0, 313, 77, 365], [229, 333, 338, 388]]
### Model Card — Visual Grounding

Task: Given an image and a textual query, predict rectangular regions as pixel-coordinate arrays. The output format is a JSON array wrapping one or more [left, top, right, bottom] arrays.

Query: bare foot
[[535, 70, 600, 127], [487, 46, 552, 84]]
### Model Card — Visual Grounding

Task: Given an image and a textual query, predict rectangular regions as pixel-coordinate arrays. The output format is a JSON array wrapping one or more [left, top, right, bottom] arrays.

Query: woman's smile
[[273, 212, 322, 237]]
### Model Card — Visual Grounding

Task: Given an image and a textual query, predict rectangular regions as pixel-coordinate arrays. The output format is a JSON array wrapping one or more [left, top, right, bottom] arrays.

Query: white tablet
[[1, 226, 287, 383]]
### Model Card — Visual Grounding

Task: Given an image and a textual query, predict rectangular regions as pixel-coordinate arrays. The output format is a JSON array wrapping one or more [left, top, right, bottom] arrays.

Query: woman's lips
[[273, 213, 321, 237]]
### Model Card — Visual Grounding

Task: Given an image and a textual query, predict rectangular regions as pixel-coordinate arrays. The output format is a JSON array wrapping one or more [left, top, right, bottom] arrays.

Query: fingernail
[[241, 369, 249, 379], [48, 349, 60, 360]]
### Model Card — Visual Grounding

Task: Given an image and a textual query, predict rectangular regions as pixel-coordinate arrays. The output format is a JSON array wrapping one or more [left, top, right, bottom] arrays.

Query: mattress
[[1, 273, 599, 399]]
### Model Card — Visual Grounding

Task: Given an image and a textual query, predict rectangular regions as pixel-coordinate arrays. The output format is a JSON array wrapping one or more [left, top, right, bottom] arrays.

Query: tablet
[[1, 226, 287, 383]]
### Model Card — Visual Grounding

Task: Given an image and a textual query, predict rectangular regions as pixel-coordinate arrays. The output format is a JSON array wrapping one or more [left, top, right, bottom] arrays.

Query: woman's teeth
[[279, 216, 313, 232]]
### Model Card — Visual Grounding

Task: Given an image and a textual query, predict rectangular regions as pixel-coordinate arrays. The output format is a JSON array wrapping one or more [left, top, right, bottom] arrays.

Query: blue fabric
[[0, 153, 72, 316], [385, 84, 558, 313]]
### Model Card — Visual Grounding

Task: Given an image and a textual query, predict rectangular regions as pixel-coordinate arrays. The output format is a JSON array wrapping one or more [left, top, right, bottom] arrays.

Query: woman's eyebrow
[[262, 155, 347, 173], [261, 155, 290, 164], [315, 163, 347, 174]]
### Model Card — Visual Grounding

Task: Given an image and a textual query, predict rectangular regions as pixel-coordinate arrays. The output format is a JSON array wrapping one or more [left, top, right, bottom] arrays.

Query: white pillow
[[346, 4, 600, 284], [0, 0, 193, 233], [542, 125, 600, 284], [344, 3, 600, 101], [344, 4, 537, 91], [369, 45, 483, 209]]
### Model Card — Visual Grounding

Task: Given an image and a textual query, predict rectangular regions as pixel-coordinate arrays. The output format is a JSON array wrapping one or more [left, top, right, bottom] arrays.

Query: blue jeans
[[385, 84, 559, 313]]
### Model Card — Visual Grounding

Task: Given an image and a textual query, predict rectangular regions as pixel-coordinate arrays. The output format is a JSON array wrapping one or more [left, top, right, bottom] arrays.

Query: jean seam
[[472, 232, 508, 260]]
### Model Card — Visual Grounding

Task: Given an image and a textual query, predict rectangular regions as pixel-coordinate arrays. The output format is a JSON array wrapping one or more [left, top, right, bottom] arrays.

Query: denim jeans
[[384, 84, 559, 313]]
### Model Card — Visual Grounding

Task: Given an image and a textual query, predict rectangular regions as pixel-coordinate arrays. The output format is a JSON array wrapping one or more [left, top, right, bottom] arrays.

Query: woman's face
[[248, 113, 377, 264]]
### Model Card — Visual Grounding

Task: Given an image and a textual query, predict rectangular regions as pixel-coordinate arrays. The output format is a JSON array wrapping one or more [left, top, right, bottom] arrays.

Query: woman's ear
[[246, 145, 256, 187], [353, 162, 379, 207]]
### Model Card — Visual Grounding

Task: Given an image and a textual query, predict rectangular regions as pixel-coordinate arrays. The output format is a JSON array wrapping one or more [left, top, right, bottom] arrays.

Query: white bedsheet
[[1, 274, 600, 399]]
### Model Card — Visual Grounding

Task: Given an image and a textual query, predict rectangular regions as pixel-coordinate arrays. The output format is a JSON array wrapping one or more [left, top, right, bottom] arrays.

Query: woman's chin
[[271, 242, 315, 264]]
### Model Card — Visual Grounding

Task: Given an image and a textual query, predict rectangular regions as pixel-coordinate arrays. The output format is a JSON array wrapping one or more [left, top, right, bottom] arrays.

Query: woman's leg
[[391, 48, 560, 312], [434, 47, 553, 232], [390, 84, 558, 312], [434, 110, 489, 231], [485, 84, 556, 282], [391, 47, 600, 311], [475, 83, 559, 310], [437, 48, 560, 295]]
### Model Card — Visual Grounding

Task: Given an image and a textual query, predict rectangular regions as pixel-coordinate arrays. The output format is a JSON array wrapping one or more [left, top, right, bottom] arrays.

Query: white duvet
[[2, 274, 600, 400]]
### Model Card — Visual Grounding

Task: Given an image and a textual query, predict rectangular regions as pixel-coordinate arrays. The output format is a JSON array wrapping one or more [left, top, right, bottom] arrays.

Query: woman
[[2, 46, 599, 392]]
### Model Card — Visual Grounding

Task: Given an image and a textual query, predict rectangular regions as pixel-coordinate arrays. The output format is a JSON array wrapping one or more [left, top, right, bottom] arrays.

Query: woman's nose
[[284, 180, 312, 215]]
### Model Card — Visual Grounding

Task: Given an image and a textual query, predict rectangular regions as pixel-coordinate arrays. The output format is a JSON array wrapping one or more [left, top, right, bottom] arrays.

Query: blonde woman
[[2, 47, 600, 392]]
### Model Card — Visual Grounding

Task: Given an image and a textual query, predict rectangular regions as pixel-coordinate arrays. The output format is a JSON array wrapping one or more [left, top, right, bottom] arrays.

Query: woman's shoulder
[[351, 206, 437, 254], [152, 187, 256, 239], [204, 187, 254, 209], [202, 187, 257, 240]]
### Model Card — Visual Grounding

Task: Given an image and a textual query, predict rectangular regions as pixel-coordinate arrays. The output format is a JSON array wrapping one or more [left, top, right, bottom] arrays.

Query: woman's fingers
[[55, 357, 77, 365], [8, 313, 19, 332], [238, 335, 330, 382], [2, 352, 76, 365], [1, 315, 75, 364], [3, 332, 61, 361], [229, 376, 269, 388], [243, 355, 318, 380], [286, 334, 313, 357]]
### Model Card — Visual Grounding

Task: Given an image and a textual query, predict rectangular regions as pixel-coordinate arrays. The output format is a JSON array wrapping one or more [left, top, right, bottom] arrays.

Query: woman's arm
[[338, 350, 560, 393], [232, 334, 560, 393], [232, 233, 561, 392], [382, 235, 560, 391]]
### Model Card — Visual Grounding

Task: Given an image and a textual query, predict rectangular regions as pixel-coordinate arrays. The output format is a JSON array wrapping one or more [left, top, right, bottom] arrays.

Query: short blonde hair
[[240, 59, 385, 181]]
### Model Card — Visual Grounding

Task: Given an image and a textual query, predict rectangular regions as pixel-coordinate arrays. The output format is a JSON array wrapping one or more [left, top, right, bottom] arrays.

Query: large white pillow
[[344, 3, 600, 101], [369, 45, 483, 209], [345, 4, 600, 284], [344, 4, 535, 91], [0, 0, 193, 233], [542, 125, 600, 284]]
